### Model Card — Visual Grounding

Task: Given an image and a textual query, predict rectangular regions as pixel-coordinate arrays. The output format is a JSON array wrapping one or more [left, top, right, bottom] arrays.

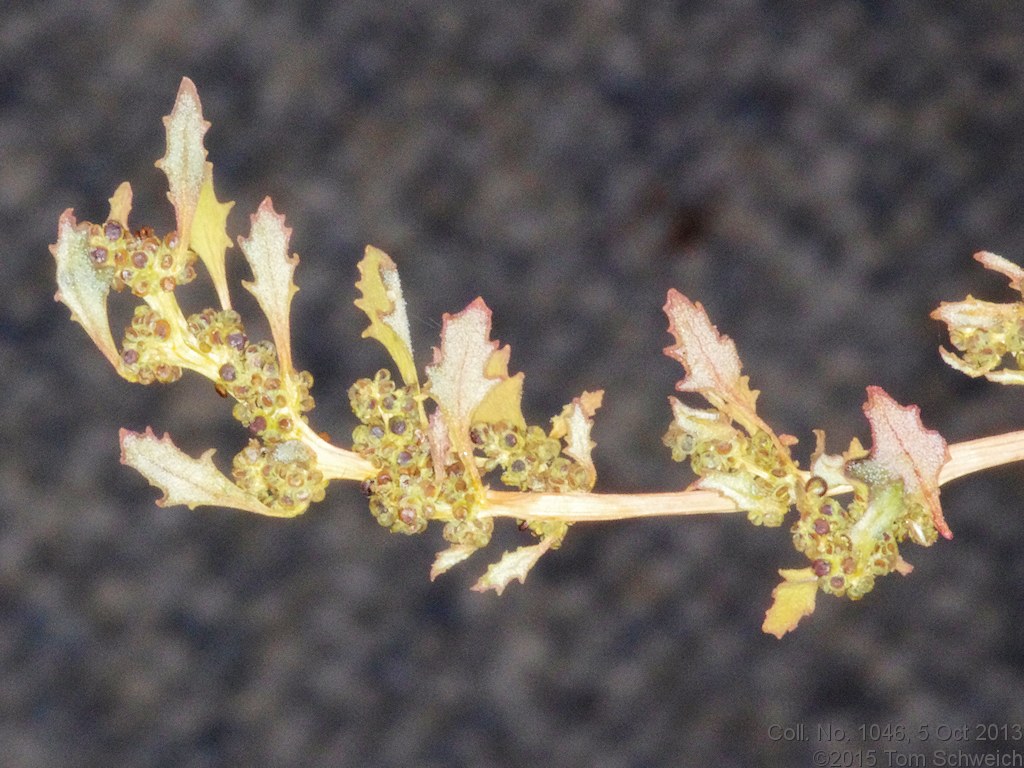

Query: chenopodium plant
[[52, 79, 1024, 637]]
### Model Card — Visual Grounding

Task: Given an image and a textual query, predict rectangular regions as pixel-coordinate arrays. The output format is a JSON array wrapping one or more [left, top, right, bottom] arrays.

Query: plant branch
[[480, 429, 1024, 523]]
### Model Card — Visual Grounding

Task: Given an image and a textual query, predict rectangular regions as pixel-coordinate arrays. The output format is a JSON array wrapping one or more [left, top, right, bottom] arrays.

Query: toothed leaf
[[119, 428, 280, 516], [663, 289, 765, 434], [426, 298, 525, 440], [238, 198, 299, 376], [51, 210, 121, 371], [862, 386, 951, 539], [471, 536, 556, 595], [155, 77, 209, 243], [550, 390, 604, 487], [354, 245, 417, 385], [762, 567, 818, 638]]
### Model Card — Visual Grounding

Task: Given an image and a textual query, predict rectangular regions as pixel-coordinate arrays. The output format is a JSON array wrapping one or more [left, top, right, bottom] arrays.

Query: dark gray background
[[3, 2, 1024, 766]]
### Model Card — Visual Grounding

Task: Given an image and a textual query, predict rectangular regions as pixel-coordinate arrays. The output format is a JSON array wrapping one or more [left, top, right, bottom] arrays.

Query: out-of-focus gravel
[[3, 3, 1024, 765]]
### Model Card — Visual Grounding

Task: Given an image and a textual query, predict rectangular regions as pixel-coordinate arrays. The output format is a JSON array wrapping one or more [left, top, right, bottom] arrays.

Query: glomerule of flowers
[[55, 77, 1024, 637]]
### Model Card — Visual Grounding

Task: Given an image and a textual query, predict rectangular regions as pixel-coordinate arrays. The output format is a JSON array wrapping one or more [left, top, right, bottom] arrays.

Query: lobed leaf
[[354, 245, 417, 385], [762, 567, 819, 638], [51, 210, 122, 371], [238, 198, 299, 376], [550, 390, 604, 487], [426, 298, 526, 442], [471, 536, 556, 595], [155, 77, 209, 246], [119, 428, 281, 516], [862, 386, 951, 539], [663, 289, 766, 435], [975, 250, 1024, 294]]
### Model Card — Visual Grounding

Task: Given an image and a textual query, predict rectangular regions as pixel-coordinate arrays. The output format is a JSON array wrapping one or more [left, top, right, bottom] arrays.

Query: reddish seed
[[104, 221, 122, 241], [132, 251, 148, 268], [160, 277, 176, 292], [250, 416, 267, 433], [504, 433, 518, 448], [842, 557, 856, 574], [830, 576, 845, 590], [397, 451, 412, 466], [469, 428, 484, 445], [812, 559, 830, 576], [399, 508, 417, 525], [154, 319, 170, 339], [390, 419, 406, 435], [227, 332, 247, 351], [821, 503, 834, 516], [813, 518, 830, 535], [90, 247, 108, 264], [278, 418, 292, 432], [219, 363, 237, 382], [122, 348, 139, 365]]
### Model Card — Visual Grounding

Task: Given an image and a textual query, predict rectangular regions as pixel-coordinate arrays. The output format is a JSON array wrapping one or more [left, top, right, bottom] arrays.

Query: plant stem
[[480, 429, 1024, 523]]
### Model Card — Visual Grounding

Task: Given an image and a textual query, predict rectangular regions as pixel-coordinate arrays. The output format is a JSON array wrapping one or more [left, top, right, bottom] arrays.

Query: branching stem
[[478, 429, 1024, 523]]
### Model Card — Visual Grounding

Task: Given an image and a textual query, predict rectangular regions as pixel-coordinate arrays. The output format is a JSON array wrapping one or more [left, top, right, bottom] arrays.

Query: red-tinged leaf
[[238, 198, 299, 376], [663, 289, 765, 434], [975, 250, 1024, 293], [762, 567, 818, 639], [471, 536, 556, 595], [862, 386, 952, 539], [426, 298, 525, 445], [155, 77, 209, 244], [119, 428, 282, 516], [51, 210, 122, 372]]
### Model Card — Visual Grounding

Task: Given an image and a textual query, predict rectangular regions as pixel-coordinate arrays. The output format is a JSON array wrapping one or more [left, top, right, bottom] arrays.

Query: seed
[[804, 476, 828, 496], [219, 363, 237, 382], [812, 559, 830, 576], [360, 479, 375, 496], [390, 418, 406, 435], [153, 319, 170, 339], [104, 221, 122, 241], [397, 451, 412, 466], [399, 507, 417, 526], [250, 416, 267, 433], [122, 348, 139, 365], [504, 432, 518, 448], [89, 246, 108, 264], [830, 576, 845, 590], [813, 518, 830, 535], [132, 251, 148, 268], [510, 459, 526, 473], [227, 332, 247, 351]]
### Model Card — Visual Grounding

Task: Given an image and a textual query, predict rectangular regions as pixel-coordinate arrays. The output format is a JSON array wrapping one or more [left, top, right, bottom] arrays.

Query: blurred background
[[3, 1, 1024, 765]]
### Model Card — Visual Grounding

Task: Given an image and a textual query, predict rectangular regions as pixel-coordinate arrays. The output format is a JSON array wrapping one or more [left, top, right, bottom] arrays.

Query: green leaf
[[190, 167, 235, 310], [762, 567, 819, 638], [353, 245, 417, 385]]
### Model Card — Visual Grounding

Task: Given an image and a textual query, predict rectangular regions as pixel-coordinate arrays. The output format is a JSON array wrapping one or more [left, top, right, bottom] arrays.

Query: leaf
[[107, 181, 133, 226], [155, 77, 209, 245], [238, 198, 299, 376], [975, 250, 1024, 294], [430, 544, 478, 581], [550, 390, 604, 487], [51, 210, 122, 371], [190, 166, 235, 309], [426, 298, 525, 443], [354, 245, 417, 384], [427, 410, 452, 484], [663, 289, 766, 434], [862, 386, 952, 539], [119, 428, 281, 516], [471, 536, 556, 595], [694, 471, 789, 526], [762, 567, 819, 639]]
